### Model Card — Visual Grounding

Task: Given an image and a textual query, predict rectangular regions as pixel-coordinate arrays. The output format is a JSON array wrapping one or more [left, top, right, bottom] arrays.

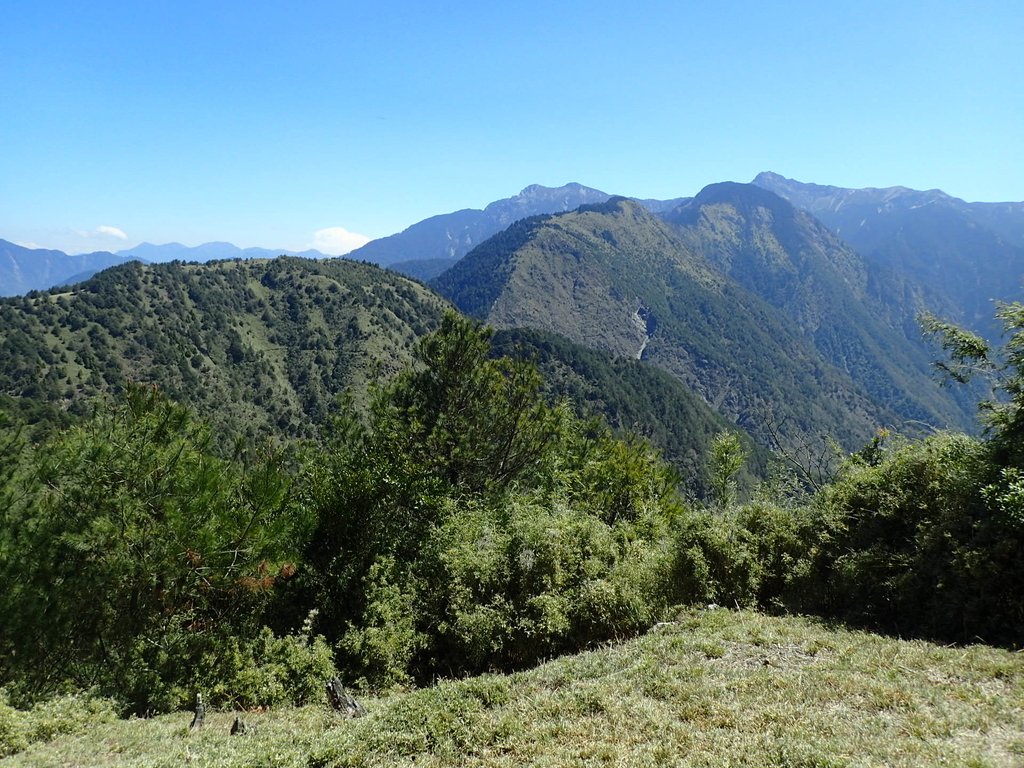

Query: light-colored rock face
[[485, 183, 613, 227], [752, 171, 956, 216]]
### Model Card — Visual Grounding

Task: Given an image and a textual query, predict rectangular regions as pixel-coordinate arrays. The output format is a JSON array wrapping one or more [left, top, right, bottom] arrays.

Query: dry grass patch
[[6, 609, 1022, 767]]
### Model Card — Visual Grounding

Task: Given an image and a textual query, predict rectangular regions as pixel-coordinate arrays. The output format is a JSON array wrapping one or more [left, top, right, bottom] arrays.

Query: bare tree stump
[[189, 693, 205, 731], [326, 678, 366, 718]]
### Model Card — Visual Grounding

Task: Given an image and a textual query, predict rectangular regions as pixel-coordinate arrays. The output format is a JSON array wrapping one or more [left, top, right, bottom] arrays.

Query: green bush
[[0, 385, 313, 713], [309, 315, 687, 686], [734, 500, 823, 609], [339, 558, 426, 689], [198, 626, 337, 710], [671, 500, 819, 611], [673, 509, 762, 607], [422, 496, 675, 674], [334, 490, 679, 689], [0, 691, 117, 758], [812, 432, 1023, 644], [303, 315, 696, 688]]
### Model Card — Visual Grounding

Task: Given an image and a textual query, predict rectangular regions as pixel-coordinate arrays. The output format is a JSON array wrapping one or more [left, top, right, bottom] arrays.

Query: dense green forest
[[2, 303, 1022, 737], [0, 257, 775, 491], [490, 326, 767, 494], [433, 197, 975, 454], [0, 257, 448, 444]]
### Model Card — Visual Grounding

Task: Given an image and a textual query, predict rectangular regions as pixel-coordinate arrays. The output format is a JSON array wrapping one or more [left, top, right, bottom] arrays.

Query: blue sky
[[2, 1, 1022, 254]]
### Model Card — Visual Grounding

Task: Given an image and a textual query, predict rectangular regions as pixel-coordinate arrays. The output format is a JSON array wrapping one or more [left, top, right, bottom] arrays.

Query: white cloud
[[76, 225, 129, 242], [97, 225, 128, 240], [15, 241, 42, 250], [311, 226, 371, 256]]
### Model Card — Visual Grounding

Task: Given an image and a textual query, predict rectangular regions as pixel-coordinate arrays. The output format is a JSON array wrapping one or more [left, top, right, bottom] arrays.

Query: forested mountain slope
[[664, 182, 976, 431], [0, 257, 448, 442], [492, 327, 765, 491], [752, 171, 1024, 339], [433, 198, 915, 450], [0, 256, 745, 480]]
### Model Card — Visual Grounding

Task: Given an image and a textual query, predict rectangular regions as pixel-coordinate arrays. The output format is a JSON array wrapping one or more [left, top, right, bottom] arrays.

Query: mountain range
[[9, 174, 1021, 321], [348, 182, 690, 280], [1, 185, 683, 295], [0, 239, 331, 298], [117, 241, 327, 264], [432, 193, 974, 450], [0, 240, 139, 297], [752, 171, 1024, 338], [2, 172, 1021, 470], [347, 182, 614, 271]]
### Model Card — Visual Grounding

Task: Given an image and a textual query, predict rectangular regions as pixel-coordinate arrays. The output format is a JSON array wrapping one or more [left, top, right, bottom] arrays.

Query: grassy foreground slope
[[8, 609, 1022, 767]]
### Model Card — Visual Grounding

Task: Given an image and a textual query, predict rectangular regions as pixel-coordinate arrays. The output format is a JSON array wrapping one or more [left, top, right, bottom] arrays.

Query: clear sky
[[2, 1, 1022, 255]]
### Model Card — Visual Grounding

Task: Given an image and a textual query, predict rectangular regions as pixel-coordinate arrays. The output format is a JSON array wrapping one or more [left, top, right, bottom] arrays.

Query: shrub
[[0, 691, 117, 759], [812, 432, 1023, 644], [0, 385, 312, 713], [422, 496, 676, 674], [308, 315, 686, 686], [339, 558, 426, 689], [197, 626, 337, 710], [673, 509, 763, 607], [333, 494, 677, 689]]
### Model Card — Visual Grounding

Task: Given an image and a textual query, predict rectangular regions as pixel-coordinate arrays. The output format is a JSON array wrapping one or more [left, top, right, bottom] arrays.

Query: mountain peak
[[751, 171, 787, 186], [488, 182, 610, 214], [752, 172, 958, 211], [685, 181, 798, 222], [516, 182, 596, 197]]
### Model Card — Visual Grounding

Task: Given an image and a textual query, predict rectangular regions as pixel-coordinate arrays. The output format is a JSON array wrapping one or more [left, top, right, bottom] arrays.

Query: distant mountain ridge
[[0, 240, 139, 297], [117, 241, 327, 263], [751, 171, 1024, 337], [348, 182, 614, 271], [432, 194, 969, 451], [348, 182, 691, 279], [0, 238, 332, 297], [751, 171, 1024, 244], [10, 172, 1019, 302]]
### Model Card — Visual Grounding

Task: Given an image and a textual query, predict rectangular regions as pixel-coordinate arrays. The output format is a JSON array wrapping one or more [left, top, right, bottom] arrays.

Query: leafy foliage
[[805, 432, 1024, 644], [380, 313, 562, 494], [304, 313, 686, 686], [707, 431, 748, 508], [413, 452, 679, 676], [0, 385, 321, 713], [0, 257, 447, 446], [923, 302, 1024, 462]]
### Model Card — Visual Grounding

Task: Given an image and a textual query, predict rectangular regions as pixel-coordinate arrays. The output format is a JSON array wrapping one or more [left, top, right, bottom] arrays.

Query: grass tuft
[[6, 609, 1023, 767]]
